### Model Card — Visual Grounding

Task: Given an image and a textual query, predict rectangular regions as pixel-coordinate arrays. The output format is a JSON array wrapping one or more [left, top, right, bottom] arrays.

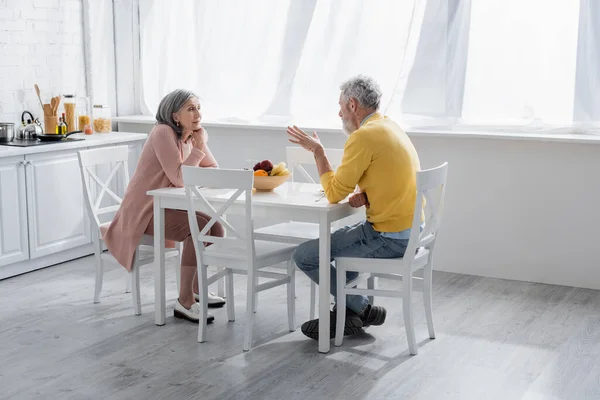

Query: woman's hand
[[190, 127, 208, 150]]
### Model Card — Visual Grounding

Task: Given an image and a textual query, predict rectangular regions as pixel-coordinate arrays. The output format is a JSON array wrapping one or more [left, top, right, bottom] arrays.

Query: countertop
[[0, 131, 148, 158]]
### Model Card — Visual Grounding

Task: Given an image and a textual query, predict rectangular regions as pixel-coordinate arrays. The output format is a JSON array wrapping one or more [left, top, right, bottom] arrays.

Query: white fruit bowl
[[252, 174, 290, 191]]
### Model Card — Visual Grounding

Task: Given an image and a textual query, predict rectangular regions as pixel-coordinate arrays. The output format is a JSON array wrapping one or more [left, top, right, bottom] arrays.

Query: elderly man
[[287, 75, 421, 340]]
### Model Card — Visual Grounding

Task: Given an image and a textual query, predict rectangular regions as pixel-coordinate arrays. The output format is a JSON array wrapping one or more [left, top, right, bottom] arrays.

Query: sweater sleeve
[[199, 144, 219, 168], [320, 132, 372, 203], [151, 126, 205, 187]]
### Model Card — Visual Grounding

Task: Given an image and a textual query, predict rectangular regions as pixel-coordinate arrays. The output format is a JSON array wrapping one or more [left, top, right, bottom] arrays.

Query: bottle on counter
[[63, 94, 76, 133], [56, 117, 67, 135]]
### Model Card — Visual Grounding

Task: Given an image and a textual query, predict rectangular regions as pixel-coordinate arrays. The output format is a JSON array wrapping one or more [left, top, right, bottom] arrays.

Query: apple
[[260, 159, 273, 172], [253, 162, 262, 171]]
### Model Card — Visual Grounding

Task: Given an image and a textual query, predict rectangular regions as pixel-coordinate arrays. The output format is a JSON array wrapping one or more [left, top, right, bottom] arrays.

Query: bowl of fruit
[[252, 159, 291, 191]]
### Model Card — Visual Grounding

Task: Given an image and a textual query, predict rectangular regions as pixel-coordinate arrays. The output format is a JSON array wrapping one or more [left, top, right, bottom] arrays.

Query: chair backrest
[[286, 146, 344, 183], [182, 166, 255, 262], [405, 162, 449, 262], [78, 146, 130, 229]]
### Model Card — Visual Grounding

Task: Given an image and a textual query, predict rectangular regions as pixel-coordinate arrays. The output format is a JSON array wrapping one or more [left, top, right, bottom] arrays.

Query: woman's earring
[[176, 121, 180, 127]]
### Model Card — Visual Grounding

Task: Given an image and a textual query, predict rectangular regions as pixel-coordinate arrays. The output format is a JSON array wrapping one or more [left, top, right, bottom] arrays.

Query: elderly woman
[[104, 89, 225, 323]]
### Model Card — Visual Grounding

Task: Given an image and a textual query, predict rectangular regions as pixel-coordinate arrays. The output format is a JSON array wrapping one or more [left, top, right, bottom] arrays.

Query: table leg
[[154, 199, 166, 326], [318, 212, 331, 353]]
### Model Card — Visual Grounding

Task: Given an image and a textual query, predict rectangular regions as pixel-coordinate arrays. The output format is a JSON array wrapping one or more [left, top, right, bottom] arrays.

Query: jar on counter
[[76, 96, 91, 132], [63, 94, 76, 133], [92, 104, 111, 133]]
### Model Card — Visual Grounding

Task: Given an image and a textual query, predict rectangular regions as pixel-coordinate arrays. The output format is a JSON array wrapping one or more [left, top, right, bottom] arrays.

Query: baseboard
[[0, 245, 94, 281]]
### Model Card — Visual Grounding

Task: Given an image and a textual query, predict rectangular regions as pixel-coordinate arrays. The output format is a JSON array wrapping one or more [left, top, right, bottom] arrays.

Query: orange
[[253, 169, 268, 176]]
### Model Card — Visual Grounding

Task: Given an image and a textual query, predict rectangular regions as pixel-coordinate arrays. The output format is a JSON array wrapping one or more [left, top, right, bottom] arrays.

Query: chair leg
[[125, 271, 132, 293], [367, 275, 377, 305], [226, 268, 235, 322], [287, 259, 296, 332], [423, 263, 436, 339], [403, 270, 418, 355], [309, 281, 316, 320], [131, 264, 142, 316], [253, 274, 259, 314], [175, 242, 182, 293], [217, 268, 226, 298], [243, 263, 257, 351], [198, 263, 209, 343], [93, 235, 103, 304], [334, 264, 346, 347]]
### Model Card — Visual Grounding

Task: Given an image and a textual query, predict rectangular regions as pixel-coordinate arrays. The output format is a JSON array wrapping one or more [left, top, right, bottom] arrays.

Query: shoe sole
[[208, 301, 225, 308], [174, 309, 215, 324], [194, 296, 226, 308], [301, 318, 363, 340], [363, 308, 387, 328]]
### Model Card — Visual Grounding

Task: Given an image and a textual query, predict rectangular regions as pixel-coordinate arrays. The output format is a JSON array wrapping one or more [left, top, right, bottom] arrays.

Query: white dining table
[[147, 181, 362, 353]]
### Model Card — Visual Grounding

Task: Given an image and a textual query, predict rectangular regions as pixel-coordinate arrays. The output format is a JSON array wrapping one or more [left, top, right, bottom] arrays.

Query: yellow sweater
[[320, 113, 420, 232]]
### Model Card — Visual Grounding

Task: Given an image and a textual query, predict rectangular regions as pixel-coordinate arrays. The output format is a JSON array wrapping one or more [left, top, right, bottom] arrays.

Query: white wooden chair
[[78, 146, 180, 315], [334, 162, 448, 355], [254, 146, 346, 319], [182, 166, 297, 351]]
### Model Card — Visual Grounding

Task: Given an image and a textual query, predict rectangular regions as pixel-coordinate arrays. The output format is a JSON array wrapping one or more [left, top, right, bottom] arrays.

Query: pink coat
[[103, 124, 218, 271]]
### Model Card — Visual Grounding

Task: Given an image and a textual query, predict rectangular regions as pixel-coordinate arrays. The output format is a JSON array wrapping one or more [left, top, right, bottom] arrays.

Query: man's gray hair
[[155, 89, 199, 138], [339, 75, 382, 110]]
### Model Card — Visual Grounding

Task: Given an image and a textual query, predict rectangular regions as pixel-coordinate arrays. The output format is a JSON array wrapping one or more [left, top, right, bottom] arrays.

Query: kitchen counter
[[0, 131, 148, 158], [0, 131, 148, 280]]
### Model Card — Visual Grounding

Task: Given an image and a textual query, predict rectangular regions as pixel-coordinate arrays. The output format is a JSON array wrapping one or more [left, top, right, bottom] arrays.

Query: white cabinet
[[25, 150, 92, 259], [0, 156, 29, 267], [0, 136, 147, 277]]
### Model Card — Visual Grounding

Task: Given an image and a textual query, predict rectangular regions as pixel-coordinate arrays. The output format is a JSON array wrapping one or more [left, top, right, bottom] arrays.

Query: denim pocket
[[364, 236, 408, 259]]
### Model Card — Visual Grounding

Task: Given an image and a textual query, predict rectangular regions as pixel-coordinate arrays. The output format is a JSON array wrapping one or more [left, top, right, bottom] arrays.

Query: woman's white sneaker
[[194, 292, 226, 308], [174, 299, 214, 323]]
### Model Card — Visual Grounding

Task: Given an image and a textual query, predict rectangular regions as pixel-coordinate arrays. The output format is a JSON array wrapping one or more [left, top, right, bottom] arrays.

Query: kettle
[[17, 111, 43, 140]]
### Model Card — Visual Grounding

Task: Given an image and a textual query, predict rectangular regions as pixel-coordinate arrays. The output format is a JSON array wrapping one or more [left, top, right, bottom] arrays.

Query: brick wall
[[0, 0, 86, 126]]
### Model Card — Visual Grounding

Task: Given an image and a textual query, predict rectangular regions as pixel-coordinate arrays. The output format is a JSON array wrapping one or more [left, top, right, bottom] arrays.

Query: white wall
[[409, 135, 600, 290], [0, 0, 86, 126], [118, 120, 600, 290]]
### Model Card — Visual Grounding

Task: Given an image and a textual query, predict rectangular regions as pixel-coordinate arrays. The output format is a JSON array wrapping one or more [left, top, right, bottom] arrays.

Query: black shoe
[[301, 308, 363, 340], [360, 304, 387, 327]]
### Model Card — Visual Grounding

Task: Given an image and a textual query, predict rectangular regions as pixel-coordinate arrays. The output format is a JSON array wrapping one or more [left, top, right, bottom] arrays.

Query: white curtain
[[83, 0, 117, 111], [460, 0, 580, 127], [139, 0, 600, 133], [139, 0, 425, 128], [403, 0, 598, 133]]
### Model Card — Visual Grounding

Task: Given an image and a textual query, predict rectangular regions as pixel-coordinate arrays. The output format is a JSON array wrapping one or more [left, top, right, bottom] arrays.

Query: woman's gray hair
[[155, 89, 199, 138], [339, 75, 382, 110]]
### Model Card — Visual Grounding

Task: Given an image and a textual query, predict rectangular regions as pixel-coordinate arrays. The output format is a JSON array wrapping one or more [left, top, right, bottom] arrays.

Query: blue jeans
[[292, 221, 409, 315]]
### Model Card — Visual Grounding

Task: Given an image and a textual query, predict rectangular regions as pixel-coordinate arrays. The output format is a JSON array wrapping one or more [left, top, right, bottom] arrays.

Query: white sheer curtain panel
[[82, 0, 117, 110], [140, 0, 292, 119], [460, 0, 580, 127], [138, 0, 425, 127], [137, 0, 600, 134], [288, 0, 425, 127]]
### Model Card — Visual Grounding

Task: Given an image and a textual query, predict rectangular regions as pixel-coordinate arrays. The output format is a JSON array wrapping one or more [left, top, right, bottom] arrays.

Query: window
[[135, 0, 600, 133]]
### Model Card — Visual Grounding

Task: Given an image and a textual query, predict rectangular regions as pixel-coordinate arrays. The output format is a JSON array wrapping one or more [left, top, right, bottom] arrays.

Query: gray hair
[[155, 89, 199, 138], [339, 75, 382, 110]]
